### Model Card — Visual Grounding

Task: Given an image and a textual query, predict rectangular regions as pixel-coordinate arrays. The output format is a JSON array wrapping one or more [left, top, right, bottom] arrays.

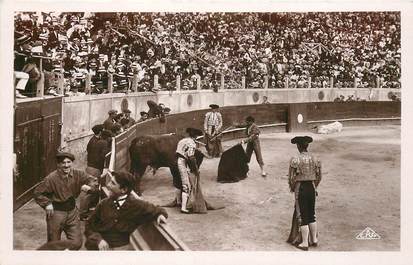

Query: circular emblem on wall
[[187, 94, 193, 107], [297, 114, 303, 124], [318, 91, 325, 100], [252, 92, 259, 103], [121, 98, 129, 112], [387, 91, 394, 99]]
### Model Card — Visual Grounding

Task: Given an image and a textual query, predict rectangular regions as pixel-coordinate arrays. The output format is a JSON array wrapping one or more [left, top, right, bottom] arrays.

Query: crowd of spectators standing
[[14, 11, 401, 97]]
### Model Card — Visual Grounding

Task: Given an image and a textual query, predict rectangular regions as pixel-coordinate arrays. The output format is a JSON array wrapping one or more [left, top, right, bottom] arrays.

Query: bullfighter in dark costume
[[287, 136, 322, 251]]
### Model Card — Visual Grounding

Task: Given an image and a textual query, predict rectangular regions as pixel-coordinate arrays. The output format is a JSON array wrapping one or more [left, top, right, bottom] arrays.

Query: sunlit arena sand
[[14, 125, 400, 251]]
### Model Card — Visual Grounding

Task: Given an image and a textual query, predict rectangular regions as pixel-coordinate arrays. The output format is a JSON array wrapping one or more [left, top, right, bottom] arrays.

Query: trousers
[[297, 181, 316, 225], [46, 208, 82, 250], [177, 157, 191, 192], [14, 71, 29, 91], [246, 139, 264, 166]]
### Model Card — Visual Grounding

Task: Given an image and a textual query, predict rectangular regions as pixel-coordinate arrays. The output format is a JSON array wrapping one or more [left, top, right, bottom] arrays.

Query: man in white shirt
[[203, 104, 223, 157]]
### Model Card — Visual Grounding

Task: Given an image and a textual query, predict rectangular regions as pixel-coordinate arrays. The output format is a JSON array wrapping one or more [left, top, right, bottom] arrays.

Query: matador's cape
[[217, 144, 249, 183]]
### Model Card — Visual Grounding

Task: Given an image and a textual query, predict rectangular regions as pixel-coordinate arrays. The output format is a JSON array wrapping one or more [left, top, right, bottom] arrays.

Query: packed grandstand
[[14, 12, 401, 97]]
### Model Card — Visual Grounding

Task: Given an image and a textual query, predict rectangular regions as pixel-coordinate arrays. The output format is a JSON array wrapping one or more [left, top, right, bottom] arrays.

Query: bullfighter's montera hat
[[291, 136, 313, 145], [209, 104, 219, 109]]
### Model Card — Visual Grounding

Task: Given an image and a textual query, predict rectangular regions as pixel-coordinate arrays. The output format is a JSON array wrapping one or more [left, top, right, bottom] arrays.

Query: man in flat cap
[[175, 127, 204, 213], [103, 109, 118, 132], [204, 104, 223, 157], [85, 171, 168, 250], [287, 136, 322, 251], [34, 152, 98, 250]]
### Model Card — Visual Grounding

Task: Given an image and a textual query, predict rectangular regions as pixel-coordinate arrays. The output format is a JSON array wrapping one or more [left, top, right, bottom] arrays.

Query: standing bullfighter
[[176, 127, 204, 213], [287, 136, 322, 251], [241, 115, 267, 177], [204, 104, 223, 157]]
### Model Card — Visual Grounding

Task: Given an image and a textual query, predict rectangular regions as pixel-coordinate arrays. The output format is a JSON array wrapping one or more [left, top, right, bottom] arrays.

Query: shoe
[[261, 172, 267, 177], [295, 244, 309, 251], [310, 242, 318, 247], [16, 91, 27, 98]]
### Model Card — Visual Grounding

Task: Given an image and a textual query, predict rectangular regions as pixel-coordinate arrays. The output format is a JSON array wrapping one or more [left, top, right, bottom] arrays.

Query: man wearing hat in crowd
[[21, 56, 41, 97], [240, 116, 267, 177], [287, 136, 322, 251], [175, 127, 204, 213], [14, 33, 31, 98], [33, 152, 98, 250], [137, 111, 148, 123], [103, 109, 118, 132], [85, 171, 168, 250], [80, 124, 111, 220], [204, 104, 223, 157]]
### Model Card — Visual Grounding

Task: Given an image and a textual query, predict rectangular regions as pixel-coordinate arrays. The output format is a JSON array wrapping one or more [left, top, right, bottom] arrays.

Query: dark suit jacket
[[85, 195, 168, 249]]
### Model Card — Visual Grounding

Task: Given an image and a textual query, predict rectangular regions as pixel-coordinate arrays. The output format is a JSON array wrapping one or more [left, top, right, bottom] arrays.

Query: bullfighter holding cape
[[170, 127, 224, 213]]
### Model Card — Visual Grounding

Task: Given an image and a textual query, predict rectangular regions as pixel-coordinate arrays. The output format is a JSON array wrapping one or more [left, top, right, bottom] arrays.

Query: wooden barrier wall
[[112, 101, 400, 173], [307, 101, 401, 121]]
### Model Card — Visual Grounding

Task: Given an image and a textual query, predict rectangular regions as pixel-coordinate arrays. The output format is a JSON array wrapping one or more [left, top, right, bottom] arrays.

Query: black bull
[[129, 134, 204, 194]]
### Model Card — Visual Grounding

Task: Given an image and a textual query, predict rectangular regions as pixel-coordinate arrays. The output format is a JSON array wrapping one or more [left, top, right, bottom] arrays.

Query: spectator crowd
[[14, 11, 401, 97]]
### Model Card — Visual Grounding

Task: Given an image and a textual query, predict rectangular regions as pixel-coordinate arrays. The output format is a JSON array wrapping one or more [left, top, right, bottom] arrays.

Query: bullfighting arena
[[13, 124, 400, 251]]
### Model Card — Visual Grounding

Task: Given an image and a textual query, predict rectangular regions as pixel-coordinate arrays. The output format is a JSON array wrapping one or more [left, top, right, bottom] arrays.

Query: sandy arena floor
[[13, 125, 400, 251]]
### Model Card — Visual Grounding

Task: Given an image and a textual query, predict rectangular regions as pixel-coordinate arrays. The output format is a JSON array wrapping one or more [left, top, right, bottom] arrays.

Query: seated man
[[85, 171, 168, 250]]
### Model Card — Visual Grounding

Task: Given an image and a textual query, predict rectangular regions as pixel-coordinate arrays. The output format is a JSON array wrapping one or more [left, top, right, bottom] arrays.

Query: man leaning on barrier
[[34, 152, 98, 250], [85, 171, 168, 250]]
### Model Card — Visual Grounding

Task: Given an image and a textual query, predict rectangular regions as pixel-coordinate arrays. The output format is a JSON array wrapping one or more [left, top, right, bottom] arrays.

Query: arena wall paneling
[[307, 101, 401, 121], [58, 88, 400, 146]]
